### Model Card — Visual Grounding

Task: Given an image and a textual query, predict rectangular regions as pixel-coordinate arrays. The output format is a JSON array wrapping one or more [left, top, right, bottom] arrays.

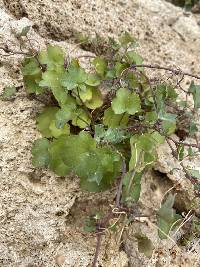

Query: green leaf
[[85, 87, 103, 109], [177, 144, 184, 161], [135, 233, 154, 258], [125, 51, 143, 65], [22, 59, 43, 95], [1, 86, 16, 98], [188, 81, 200, 108], [159, 113, 177, 135], [122, 172, 142, 204], [61, 65, 87, 90], [72, 108, 91, 128], [85, 73, 101, 86], [22, 58, 41, 76], [36, 107, 70, 138], [50, 132, 121, 192], [111, 88, 141, 115], [55, 107, 73, 129], [49, 136, 71, 176], [38, 45, 65, 69], [157, 194, 181, 239], [129, 132, 164, 171], [60, 132, 96, 169], [94, 125, 127, 144], [145, 111, 158, 124], [114, 62, 129, 77], [49, 120, 70, 138], [76, 147, 121, 190], [189, 122, 198, 137], [32, 138, 50, 167], [92, 57, 107, 77], [103, 107, 129, 128], [36, 107, 59, 137], [187, 146, 193, 157], [77, 86, 93, 102]]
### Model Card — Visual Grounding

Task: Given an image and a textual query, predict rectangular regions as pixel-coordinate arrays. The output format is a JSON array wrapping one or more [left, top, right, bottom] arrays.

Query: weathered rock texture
[[0, 0, 200, 266]]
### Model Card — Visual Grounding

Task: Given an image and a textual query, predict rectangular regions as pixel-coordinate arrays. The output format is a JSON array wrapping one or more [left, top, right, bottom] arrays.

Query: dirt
[[0, 0, 200, 266]]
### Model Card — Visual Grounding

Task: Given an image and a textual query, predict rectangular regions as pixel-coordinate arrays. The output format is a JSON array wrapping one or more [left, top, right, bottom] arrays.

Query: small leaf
[[125, 51, 143, 65], [122, 172, 142, 204], [38, 45, 65, 69], [159, 113, 177, 135], [85, 73, 101, 86], [189, 122, 198, 137], [60, 61, 87, 90], [103, 107, 129, 128], [49, 120, 70, 138], [22, 58, 41, 76], [187, 147, 193, 157], [77, 86, 93, 102], [111, 88, 141, 115], [145, 111, 158, 124], [92, 57, 107, 77], [177, 144, 184, 161], [72, 108, 91, 128], [85, 87, 103, 109], [129, 132, 164, 171], [1, 86, 16, 98], [55, 106, 73, 129], [94, 125, 127, 144], [188, 81, 200, 108], [157, 194, 181, 239], [32, 138, 50, 167], [36, 107, 59, 137], [135, 233, 154, 258], [36, 107, 70, 138]]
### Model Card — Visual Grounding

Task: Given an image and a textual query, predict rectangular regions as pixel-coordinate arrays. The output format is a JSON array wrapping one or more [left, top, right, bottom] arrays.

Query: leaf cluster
[[21, 32, 200, 243]]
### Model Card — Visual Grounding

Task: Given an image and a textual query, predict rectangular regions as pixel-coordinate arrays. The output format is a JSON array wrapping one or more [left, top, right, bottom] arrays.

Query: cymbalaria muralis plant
[[1, 30, 200, 265]]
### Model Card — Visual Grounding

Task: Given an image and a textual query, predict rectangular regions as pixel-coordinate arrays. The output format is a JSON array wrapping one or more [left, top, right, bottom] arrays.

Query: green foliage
[[122, 171, 142, 205], [111, 88, 141, 115], [157, 194, 182, 239], [20, 33, 200, 248]]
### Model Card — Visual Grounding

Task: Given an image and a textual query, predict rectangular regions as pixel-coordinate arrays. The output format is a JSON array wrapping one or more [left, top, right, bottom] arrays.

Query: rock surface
[[0, 0, 200, 266]]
